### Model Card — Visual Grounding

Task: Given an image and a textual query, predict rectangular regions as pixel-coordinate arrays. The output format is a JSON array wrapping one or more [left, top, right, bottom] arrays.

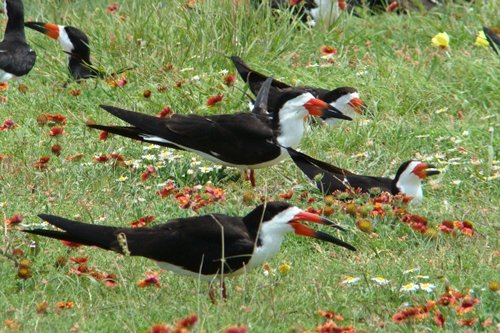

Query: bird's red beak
[[347, 97, 365, 114], [412, 163, 440, 179], [288, 211, 356, 251], [304, 98, 352, 120], [304, 98, 330, 116], [25, 22, 60, 40]]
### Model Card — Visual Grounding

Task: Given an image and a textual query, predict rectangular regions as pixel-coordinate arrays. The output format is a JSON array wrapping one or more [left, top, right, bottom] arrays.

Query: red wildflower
[[289, 0, 303, 5], [458, 318, 477, 327], [158, 106, 173, 118], [49, 127, 65, 137], [110, 153, 125, 162], [438, 220, 454, 234], [401, 212, 428, 233], [225, 325, 247, 333], [437, 288, 464, 306], [157, 184, 178, 198], [456, 296, 480, 315], [175, 314, 198, 329], [147, 323, 169, 333], [175, 193, 191, 209], [223, 73, 236, 86], [175, 80, 186, 88], [455, 220, 474, 237], [207, 93, 223, 107], [4, 214, 23, 227], [386, 1, 398, 12], [55, 301, 75, 309], [69, 257, 88, 264], [102, 273, 118, 288], [392, 306, 429, 323], [105, 2, 119, 14], [51, 144, 62, 156], [141, 165, 156, 181], [143, 90, 152, 98], [106, 74, 127, 87], [130, 215, 156, 228], [279, 190, 294, 200], [319, 310, 344, 321], [205, 185, 225, 200], [70, 88, 81, 96], [0, 118, 17, 131], [60, 240, 82, 248], [315, 319, 355, 333], [94, 154, 110, 163], [320, 45, 337, 57], [434, 309, 445, 328], [34, 156, 50, 170], [99, 130, 109, 141], [0, 82, 8, 90], [370, 202, 385, 216], [307, 207, 323, 215], [338, 0, 346, 10], [45, 114, 67, 125], [137, 272, 161, 288]]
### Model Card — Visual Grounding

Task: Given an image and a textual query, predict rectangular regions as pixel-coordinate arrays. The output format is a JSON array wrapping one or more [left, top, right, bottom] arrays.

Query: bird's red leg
[[209, 283, 217, 304], [249, 169, 256, 187], [244, 169, 256, 187], [221, 280, 227, 300]]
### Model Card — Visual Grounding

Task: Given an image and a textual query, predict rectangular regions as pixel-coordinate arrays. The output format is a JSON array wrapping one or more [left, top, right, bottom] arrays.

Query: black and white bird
[[23, 202, 355, 298], [0, 0, 36, 82], [88, 78, 351, 186], [231, 56, 364, 125], [287, 148, 440, 204], [24, 21, 130, 81]]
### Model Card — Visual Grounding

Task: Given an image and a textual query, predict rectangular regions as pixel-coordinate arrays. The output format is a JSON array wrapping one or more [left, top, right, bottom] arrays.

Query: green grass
[[1, 0, 499, 331]]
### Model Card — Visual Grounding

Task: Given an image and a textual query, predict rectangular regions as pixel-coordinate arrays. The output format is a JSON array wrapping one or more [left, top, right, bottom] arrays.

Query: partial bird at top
[[25, 21, 130, 81], [231, 56, 364, 126], [0, 0, 36, 82]]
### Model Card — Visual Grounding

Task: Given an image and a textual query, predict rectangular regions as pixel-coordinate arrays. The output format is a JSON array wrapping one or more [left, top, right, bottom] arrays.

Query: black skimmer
[[483, 27, 500, 55], [287, 148, 440, 204], [261, 0, 346, 28], [231, 56, 364, 125], [0, 0, 36, 82], [88, 78, 351, 186], [23, 202, 355, 298], [24, 21, 130, 81]]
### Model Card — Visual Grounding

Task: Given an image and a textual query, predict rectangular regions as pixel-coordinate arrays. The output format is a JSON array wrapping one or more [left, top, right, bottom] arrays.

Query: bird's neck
[[395, 177, 423, 204], [5, 15, 26, 41], [275, 110, 306, 148]]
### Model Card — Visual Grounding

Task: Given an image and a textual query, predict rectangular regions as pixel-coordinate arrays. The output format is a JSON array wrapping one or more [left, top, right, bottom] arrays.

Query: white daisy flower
[[371, 277, 390, 286], [340, 276, 361, 285], [419, 283, 436, 293], [400, 283, 419, 292], [403, 267, 420, 275]]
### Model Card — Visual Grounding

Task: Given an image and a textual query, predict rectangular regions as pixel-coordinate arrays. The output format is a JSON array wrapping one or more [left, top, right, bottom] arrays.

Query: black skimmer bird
[[0, 0, 36, 82], [24, 21, 130, 81], [88, 77, 351, 186], [260, 0, 346, 28], [483, 27, 500, 55], [287, 148, 440, 204], [231, 56, 364, 125], [23, 202, 355, 298]]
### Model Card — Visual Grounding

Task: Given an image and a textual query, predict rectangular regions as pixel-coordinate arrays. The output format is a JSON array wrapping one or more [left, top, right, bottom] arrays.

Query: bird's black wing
[[25, 214, 255, 276], [95, 105, 281, 165], [483, 27, 500, 55]]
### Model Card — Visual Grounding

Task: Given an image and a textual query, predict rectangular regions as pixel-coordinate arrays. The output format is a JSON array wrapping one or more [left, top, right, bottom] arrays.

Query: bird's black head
[[322, 87, 358, 103], [64, 26, 91, 59]]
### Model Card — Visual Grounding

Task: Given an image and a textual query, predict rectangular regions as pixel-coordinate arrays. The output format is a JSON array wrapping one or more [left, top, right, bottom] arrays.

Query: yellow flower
[[475, 31, 490, 47], [117, 175, 128, 182], [432, 32, 450, 49], [278, 262, 291, 275]]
